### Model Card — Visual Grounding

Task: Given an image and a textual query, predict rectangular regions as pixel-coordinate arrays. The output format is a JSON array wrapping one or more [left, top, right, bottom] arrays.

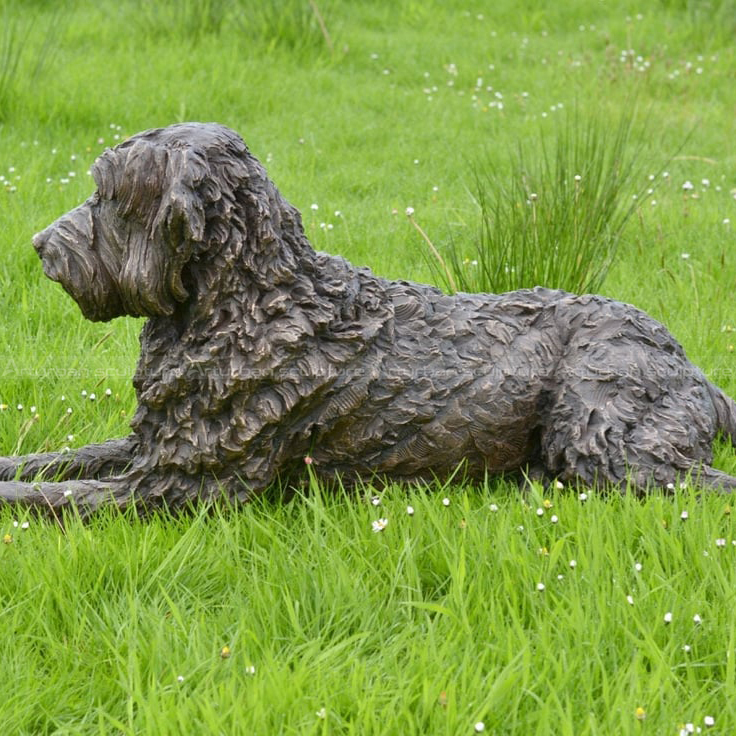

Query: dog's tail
[[709, 382, 736, 445]]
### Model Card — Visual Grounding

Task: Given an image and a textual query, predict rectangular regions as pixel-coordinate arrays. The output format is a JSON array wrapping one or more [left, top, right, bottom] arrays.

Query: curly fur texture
[[0, 122, 735, 512]]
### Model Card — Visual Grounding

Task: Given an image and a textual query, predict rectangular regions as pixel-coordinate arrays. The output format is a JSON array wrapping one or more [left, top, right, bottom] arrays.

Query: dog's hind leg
[[540, 381, 631, 488], [541, 375, 736, 492], [690, 465, 736, 491], [623, 458, 736, 493], [0, 436, 137, 482]]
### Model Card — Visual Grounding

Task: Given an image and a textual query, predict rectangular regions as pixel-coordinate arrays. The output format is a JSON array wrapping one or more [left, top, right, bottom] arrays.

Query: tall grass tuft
[[429, 111, 652, 295]]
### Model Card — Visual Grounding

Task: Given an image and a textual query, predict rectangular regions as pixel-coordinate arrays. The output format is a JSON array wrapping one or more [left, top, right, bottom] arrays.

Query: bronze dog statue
[[1, 123, 734, 512]]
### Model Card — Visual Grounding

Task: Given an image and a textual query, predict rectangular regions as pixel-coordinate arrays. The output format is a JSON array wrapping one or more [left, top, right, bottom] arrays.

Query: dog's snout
[[33, 230, 48, 256], [32, 228, 62, 283]]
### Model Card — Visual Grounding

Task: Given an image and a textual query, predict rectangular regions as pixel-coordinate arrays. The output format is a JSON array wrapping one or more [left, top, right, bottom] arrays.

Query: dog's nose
[[32, 231, 47, 256]]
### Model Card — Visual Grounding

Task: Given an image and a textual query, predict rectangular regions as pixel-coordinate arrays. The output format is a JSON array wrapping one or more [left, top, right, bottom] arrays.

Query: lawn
[[0, 0, 735, 733]]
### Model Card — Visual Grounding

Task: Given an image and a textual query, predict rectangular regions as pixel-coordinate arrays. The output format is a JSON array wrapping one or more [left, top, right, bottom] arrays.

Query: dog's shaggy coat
[[0, 122, 735, 511]]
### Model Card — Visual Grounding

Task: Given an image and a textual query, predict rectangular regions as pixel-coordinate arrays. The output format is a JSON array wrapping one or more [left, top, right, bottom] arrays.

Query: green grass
[[1, 0, 736, 732], [4, 487, 736, 734]]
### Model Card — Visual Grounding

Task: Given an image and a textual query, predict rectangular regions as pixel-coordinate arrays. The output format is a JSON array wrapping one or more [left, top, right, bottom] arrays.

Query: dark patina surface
[[1, 123, 734, 512]]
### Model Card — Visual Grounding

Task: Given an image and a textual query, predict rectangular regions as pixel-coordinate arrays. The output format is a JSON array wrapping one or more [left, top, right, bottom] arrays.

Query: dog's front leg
[[0, 477, 134, 517], [0, 436, 137, 482]]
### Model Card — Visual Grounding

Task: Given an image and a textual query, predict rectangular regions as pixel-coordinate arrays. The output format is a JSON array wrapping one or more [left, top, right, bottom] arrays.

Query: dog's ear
[[105, 140, 210, 317]]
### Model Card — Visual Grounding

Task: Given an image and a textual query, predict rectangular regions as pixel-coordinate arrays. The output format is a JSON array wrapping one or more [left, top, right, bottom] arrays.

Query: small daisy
[[372, 518, 388, 533], [536, 507, 544, 516], [569, 559, 577, 569], [550, 515, 559, 524], [406, 505, 415, 516], [635, 707, 646, 720], [542, 499, 553, 509], [489, 503, 499, 512], [693, 613, 702, 624], [245, 665, 256, 675], [442, 497, 450, 507], [626, 595, 635, 605], [578, 492, 588, 501], [316, 707, 327, 719], [634, 562, 643, 572], [405, 206, 415, 217], [371, 496, 381, 506], [536, 582, 545, 592], [220, 646, 231, 658], [177, 675, 185, 683], [680, 510, 689, 520], [664, 612, 673, 623], [474, 723, 485, 733], [704, 715, 715, 727]]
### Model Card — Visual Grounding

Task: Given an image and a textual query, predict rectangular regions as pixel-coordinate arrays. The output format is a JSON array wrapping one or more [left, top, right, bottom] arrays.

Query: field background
[[1, 0, 735, 733]]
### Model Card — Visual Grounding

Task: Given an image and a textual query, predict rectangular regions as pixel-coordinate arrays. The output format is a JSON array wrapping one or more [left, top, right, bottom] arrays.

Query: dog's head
[[32, 123, 253, 321]]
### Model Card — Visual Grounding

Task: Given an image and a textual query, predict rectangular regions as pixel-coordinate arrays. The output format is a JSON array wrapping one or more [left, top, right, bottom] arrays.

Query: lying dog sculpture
[[0, 122, 734, 512]]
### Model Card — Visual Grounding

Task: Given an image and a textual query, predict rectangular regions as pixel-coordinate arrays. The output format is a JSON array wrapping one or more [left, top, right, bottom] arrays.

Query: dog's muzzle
[[33, 228, 61, 282]]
